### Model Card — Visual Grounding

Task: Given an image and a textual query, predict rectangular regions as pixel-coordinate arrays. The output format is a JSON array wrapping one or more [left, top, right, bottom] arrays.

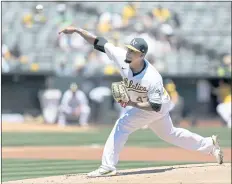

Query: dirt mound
[[3, 163, 231, 184]]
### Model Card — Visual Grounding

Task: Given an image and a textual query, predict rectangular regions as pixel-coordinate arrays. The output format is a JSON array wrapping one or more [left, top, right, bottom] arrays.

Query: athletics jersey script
[[104, 43, 170, 104]]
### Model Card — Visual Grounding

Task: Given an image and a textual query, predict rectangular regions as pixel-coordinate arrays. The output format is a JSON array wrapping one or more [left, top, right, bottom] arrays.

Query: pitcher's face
[[125, 48, 144, 64]]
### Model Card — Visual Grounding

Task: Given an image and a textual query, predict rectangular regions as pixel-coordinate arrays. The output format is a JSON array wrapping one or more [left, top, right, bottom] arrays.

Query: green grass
[[2, 127, 231, 182], [2, 159, 202, 182], [2, 127, 231, 147]]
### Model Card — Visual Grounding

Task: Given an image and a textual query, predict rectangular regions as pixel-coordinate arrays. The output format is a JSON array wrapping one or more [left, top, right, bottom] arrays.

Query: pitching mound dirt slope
[[3, 163, 231, 184]]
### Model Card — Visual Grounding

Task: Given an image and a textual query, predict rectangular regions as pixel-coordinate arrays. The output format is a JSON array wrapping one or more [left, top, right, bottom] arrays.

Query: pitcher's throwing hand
[[59, 26, 77, 34]]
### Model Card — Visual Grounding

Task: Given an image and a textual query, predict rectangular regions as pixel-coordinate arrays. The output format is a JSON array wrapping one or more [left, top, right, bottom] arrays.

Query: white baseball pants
[[101, 103, 214, 171]]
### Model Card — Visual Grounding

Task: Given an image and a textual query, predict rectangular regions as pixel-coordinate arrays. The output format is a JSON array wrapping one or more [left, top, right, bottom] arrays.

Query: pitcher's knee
[[156, 128, 176, 143], [116, 119, 135, 134]]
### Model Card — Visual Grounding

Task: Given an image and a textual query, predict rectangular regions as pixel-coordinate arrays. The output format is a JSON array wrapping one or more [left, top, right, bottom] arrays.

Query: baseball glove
[[111, 81, 130, 103]]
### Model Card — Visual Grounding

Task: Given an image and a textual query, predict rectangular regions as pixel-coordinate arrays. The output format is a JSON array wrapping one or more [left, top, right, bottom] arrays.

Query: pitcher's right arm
[[59, 26, 126, 69]]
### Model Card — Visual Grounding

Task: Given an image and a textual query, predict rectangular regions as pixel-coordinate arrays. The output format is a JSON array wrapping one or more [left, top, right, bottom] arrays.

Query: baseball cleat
[[87, 167, 117, 178], [212, 135, 223, 164]]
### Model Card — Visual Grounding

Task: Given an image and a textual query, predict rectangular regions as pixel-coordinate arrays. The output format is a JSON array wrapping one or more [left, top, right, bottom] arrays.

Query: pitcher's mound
[[3, 163, 231, 184]]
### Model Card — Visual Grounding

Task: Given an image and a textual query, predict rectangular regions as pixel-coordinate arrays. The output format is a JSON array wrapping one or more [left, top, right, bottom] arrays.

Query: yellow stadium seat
[[30, 63, 39, 72]]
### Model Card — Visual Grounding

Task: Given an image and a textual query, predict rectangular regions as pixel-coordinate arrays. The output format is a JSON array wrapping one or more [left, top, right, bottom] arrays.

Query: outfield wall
[[2, 73, 230, 122]]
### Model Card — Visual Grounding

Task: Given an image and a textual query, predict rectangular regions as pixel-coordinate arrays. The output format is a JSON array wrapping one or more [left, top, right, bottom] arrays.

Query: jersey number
[[136, 88, 168, 103]]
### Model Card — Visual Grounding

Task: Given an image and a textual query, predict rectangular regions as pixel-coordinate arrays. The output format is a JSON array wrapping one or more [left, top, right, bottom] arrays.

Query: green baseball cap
[[125, 38, 148, 54]]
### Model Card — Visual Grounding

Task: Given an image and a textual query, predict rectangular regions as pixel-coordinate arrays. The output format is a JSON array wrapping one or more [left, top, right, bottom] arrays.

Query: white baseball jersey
[[104, 42, 170, 105], [101, 44, 215, 172]]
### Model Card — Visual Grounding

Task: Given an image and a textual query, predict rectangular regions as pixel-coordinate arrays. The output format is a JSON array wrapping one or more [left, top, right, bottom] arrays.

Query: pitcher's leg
[[101, 108, 154, 171], [101, 119, 133, 170], [149, 114, 214, 154]]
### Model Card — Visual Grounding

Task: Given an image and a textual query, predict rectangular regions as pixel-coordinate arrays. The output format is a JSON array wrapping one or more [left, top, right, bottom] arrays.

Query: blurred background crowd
[[2, 2, 231, 128], [2, 2, 231, 76]]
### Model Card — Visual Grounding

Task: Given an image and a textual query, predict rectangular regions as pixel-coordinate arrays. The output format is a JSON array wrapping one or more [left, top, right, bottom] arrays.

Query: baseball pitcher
[[59, 26, 223, 177]]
